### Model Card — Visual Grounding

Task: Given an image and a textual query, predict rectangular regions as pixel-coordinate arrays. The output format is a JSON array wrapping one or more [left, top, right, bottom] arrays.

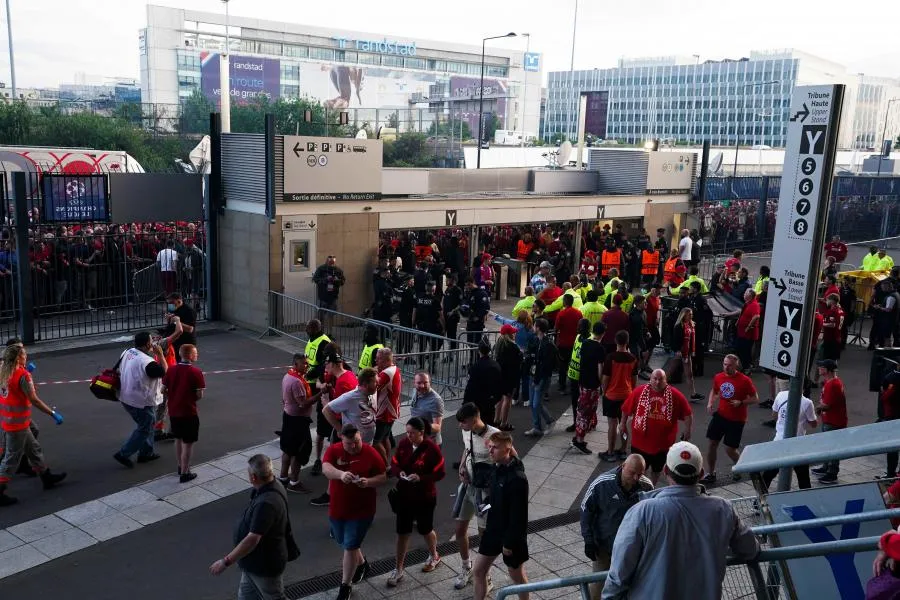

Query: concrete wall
[[314, 213, 380, 316], [218, 209, 272, 331], [643, 199, 692, 250]]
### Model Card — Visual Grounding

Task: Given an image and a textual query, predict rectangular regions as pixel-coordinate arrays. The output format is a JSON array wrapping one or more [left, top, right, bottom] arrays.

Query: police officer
[[414, 280, 443, 368], [397, 274, 417, 356], [442, 275, 463, 359], [372, 268, 395, 324], [462, 276, 491, 347]]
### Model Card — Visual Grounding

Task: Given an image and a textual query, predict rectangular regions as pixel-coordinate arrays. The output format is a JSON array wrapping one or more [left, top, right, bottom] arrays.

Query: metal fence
[[697, 176, 900, 256], [266, 291, 477, 400]]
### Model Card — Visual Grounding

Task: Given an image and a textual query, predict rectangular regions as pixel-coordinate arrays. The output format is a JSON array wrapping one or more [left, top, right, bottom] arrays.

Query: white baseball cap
[[666, 441, 703, 477]]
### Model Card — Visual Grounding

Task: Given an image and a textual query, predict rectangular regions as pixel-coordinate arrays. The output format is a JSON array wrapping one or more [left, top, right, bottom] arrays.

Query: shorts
[[169, 416, 200, 444], [602, 396, 623, 419], [279, 413, 313, 465], [479, 537, 529, 570], [373, 421, 394, 444], [396, 498, 437, 535], [822, 339, 841, 360], [633, 446, 667, 473], [706, 412, 745, 449], [329, 517, 374, 551], [316, 402, 334, 439], [455, 486, 487, 529]]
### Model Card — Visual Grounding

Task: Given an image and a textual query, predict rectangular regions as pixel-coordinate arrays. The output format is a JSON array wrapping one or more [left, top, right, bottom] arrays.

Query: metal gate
[[1, 170, 208, 342]]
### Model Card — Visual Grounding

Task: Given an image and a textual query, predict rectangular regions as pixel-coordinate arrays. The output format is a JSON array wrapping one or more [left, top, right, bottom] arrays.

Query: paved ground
[[0, 291, 893, 600]]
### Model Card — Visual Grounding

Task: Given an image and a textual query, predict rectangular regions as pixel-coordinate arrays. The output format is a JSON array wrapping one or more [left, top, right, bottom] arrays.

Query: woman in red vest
[[0, 344, 66, 506]]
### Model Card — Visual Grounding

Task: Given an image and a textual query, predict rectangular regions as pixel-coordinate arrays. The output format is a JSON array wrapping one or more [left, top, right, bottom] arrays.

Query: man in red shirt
[[555, 294, 583, 393], [322, 424, 388, 600], [731, 289, 760, 373], [724, 250, 743, 274], [812, 360, 847, 484], [600, 330, 638, 461], [374, 348, 402, 464], [824, 235, 848, 263], [821, 294, 845, 362], [701, 354, 759, 485], [600, 295, 630, 355], [162, 344, 206, 483], [538, 276, 563, 307], [645, 284, 662, 350], [620, 369, 693, 484]]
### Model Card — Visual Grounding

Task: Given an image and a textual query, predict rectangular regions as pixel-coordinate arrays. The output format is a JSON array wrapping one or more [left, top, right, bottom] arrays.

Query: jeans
[[821, 423, 843, 476], [529, 378, 553, 431], [237, 570, 285, 600], [120, 404, 156, 459], [520, 368, 531, 403]]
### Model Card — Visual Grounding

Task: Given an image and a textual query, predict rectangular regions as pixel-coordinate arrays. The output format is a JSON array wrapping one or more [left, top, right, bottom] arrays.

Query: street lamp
[[220, 0, 232, 133], [5, 0, 16, 101], [519, 33, 531, 148], [732, 80, 780, 179], [477, 32, 516, 169], [876, 98, 900, 176]]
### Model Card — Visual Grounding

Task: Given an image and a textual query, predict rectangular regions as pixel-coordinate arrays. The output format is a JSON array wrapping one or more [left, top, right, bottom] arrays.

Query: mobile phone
[[400, 474, 412, 481]]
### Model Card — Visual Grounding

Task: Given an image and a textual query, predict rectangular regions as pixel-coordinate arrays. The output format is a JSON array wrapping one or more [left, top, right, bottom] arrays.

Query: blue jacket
[[602, 484, 759, 600], [493, 315, 537, 350]]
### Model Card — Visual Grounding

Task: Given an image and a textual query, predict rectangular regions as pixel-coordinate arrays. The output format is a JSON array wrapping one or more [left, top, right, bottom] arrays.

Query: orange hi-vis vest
[[664, 258, 684, 285], [516, 240, 533, 261], [1, 366, 32, 433], [641, 250, 660, 275], [601, 249, 622, 276]]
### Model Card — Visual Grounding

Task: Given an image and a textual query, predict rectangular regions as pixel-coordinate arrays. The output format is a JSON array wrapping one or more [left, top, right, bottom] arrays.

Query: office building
[[140, 5, 542, 138], [544, 49, 900, 150]]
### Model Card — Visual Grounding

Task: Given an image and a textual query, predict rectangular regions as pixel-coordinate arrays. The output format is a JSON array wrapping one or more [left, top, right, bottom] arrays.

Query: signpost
[[282, 136, 382, 201], [758, 84, 844, 491]]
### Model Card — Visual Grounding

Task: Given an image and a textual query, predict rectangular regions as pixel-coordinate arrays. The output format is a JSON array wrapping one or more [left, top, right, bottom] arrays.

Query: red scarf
[[287, 368, 312, 398], [633, 384, 673, 433]]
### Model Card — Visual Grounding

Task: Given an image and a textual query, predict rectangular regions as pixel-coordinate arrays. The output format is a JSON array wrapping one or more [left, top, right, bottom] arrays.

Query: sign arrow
[[790, 103, 810, 123], [293, 142, 302, 158], [772, 277, 787, 296]]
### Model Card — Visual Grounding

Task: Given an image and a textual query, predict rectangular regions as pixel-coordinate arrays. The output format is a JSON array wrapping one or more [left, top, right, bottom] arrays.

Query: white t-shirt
[[328, 388, 376, 443], [463, 424, 499, 480], [772, 391, 817, 441], [157, 248, 178, 272], [679, 236, 693, 261]]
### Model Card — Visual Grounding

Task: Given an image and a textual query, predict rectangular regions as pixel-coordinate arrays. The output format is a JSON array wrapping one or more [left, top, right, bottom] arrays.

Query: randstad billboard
[[200, 52, 281, 104], [333, 37, 417, 56]]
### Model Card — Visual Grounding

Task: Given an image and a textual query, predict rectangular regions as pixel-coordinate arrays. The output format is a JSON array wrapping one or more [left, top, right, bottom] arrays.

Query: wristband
[[222, 556, 233, 567]]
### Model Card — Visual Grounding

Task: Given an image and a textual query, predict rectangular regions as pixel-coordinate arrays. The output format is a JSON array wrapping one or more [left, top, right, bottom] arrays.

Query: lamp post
[[732, 79, 780, 179], [477, 32, 516, 169], [876, 98, 900, 176], [519, 33, 530, 148], [5, 0, 16, 101], [690, 54, 700, 144], [220, 0, 232, 133]]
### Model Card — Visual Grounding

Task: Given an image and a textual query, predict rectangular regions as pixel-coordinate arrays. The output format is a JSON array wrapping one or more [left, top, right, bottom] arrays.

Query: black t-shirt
[[234, 481, 288, 577], [414, 294, 441, 330], [172, 304, 197, 348], [579, 338, 605, 389]]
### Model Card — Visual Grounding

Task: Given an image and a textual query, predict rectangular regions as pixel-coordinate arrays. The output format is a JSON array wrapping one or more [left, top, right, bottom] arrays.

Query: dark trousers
[[734, 337, 754, 370], [821, 423, 843, 475], [761, 465, 811, 492], [888, 451, 899, 478], [570, 383, 579, 424], [445, 315, 460, 351], [558, 346, 573, 390]]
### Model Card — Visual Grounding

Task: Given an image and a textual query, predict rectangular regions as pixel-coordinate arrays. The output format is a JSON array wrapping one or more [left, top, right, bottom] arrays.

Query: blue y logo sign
[[785, 499, 865, 600]]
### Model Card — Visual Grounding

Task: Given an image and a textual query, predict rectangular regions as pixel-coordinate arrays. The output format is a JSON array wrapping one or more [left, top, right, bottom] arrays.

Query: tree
[[383, 133, 434, 167], [428, 119, 472, 140], [179, 91, 215, 135], [483, 113, 501, 142], [386, 111, 400, 129]]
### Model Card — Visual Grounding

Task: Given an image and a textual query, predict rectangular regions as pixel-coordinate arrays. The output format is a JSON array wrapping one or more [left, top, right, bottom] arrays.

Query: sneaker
[[153, 431, 174, 442], [454, 563, 474, 589], [700, 472, 717, 485], [113, 452, 134, 469], [311, 459, 323, 476], [386, 568, 404, 587], [179, 472, 198, 483], [422, 555, 442, 572], [570, 440, 591, 455], [137, 453, 161, 464], [336, 583, 352, 600], [691, 393, 704, 401], [759, 399, 774, 409], [598, 451, 617, 462], [352, 559, 369, 583], [310, 492, 330, 506], [0, 492, 17, 506], [810, 466, 827, 475], [762, 419, 776, 428], [615, 450, 628, 460], [523, 428, 544, 437], [565, 423, 577, 433], [875, 472, 898, 480], [522, 401, 531, 408], [287, 481, 312, 494], [278, 476, 290, 485], [818, 474, 838, 485]]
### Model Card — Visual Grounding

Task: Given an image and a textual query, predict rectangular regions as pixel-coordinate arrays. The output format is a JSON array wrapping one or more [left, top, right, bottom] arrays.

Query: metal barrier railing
[[495, 522, 885, 600], [265, 291, 476, 400]]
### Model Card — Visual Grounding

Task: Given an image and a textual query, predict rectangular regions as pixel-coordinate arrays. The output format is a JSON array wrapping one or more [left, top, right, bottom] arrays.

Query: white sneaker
[[454, 563, 473, 589], [522, 401, 531, 407], [422, 555, 442, 572], [386, 568, 404, 587]]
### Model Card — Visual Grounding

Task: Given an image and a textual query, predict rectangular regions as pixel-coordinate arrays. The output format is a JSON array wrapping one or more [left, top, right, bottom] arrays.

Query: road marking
[[36, 365, 290, 386]]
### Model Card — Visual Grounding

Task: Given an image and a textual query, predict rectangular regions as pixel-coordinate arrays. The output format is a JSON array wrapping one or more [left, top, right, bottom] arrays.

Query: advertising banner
[[41, 175, 109, 223], [584, 91, 609, 139], [200, 52, 281, 105], [297, 63, 438, 110]]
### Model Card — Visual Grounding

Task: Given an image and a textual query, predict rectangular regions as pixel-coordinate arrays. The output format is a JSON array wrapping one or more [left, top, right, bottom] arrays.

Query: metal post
[[877, 98, 899, 176], [477, 39, 486, 169], [264, 113, 275, 221], [758, 176, 770, 252], [570, 0, 578, 70], [520, 33, 530, 148], [778, 85, 845, 492], [5, 0, 16, 100], [12, 172, 32, 343], [219, 0, 232, 133], [208, 112, 223, 321]]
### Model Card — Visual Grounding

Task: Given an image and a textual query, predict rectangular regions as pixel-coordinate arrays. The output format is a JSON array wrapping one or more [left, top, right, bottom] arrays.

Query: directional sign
[[283, 136, 383, 201], [759, 85, 843, 376]]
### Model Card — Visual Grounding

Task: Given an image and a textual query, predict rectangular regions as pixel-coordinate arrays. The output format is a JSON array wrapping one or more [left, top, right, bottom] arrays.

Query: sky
[[0, 0, 897, 89]]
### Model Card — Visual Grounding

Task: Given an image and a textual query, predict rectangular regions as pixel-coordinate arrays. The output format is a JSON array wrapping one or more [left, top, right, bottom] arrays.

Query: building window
[[342, 51, 358, 63], [281, 85, 300, 98], [486, 65, 508, 78], [406, 57, 426, 70], [281, 64, 299, 80], [359, 53, 381, 65], [309, 47, 334, 61], [284, 45, 308, 58], [429, 59, 447, 71], [382, 55, 404, 67]]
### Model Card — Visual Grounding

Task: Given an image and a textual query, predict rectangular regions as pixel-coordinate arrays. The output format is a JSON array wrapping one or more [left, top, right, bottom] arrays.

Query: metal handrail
[[495, 535, 883, 600], [751, 507, 900, 535]]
